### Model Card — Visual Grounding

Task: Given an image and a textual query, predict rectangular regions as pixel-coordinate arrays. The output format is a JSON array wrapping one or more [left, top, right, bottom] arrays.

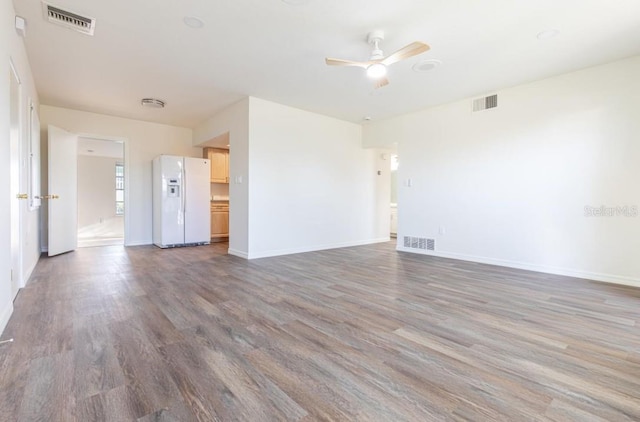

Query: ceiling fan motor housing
[[367, 30, 385, 45], [368, 31, 385, 61]]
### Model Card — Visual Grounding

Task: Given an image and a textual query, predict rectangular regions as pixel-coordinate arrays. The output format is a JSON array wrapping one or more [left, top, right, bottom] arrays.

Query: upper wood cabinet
[[203, 147, 229, 184]]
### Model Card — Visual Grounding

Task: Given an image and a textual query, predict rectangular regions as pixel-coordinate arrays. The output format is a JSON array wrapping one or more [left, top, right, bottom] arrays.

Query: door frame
[[9, 58, 24, 295]]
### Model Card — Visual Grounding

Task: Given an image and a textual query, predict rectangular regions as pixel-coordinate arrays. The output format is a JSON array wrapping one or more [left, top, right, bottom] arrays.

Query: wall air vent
[[472, 94, 498, 112], [426, 239, 435, 251], [403, 236, 435, 251], [43, 2, 96, 35]]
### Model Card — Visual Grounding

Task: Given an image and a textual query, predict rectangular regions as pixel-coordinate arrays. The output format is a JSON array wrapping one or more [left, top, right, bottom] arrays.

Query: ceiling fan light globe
[[367, 63, 387, 79]]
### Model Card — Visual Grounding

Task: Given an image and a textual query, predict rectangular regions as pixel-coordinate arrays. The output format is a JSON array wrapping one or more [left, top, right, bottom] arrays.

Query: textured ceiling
[[14, 0, 640, 128]]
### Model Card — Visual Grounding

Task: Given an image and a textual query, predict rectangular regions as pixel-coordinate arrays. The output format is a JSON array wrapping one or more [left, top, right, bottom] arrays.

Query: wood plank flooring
[[1, 242, 639, 421]]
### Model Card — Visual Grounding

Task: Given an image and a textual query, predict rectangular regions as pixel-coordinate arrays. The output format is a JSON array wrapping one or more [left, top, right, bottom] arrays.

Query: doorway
[[201, 132, 230, 248], [390, 153, 398, 238], [76, 138, 125, 247]]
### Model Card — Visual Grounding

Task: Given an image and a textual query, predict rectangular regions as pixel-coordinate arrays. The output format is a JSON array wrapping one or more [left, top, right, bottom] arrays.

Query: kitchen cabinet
[[211, 202, 229, 240], [203, 148, 229, 183]]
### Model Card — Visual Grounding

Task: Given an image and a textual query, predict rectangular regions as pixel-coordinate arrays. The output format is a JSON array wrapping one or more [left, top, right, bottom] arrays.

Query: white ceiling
[[78, 137, 123, 158], [15, 0, 640, 128]]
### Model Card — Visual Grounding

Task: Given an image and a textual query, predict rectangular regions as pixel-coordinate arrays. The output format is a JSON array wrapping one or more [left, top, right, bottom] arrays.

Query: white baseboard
[[44, 242, 151, 250], [124, 241, 152, 247], [228, 248, 249, 259], [396, 247, 640, 289], [0, 301, 14, 336], [247, 237, 390, 260], [22, 258, 38, 287]]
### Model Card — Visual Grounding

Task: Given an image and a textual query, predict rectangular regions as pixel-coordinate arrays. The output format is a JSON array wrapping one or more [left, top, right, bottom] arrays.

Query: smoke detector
[[42, 2, 96, 36], [183, 16, 204, 29], [412, 59, 442, 73]]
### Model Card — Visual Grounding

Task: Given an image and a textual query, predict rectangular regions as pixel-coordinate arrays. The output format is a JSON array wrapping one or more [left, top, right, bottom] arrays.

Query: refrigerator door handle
[[183, 163, 187, 213]]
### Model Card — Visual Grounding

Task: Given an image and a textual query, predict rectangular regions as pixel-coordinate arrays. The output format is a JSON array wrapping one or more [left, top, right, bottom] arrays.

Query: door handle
[[37, 195, 59, 200], [16, 193, 28, 199]]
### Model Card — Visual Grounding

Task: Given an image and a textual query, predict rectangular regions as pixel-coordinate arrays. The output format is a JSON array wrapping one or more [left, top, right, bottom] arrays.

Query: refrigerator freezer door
[[184, 157, 211, 244], [153, 155, 185, 247]]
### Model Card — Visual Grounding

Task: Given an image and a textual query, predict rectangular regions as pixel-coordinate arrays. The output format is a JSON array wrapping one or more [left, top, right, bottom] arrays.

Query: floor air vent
[[472, 94, 498, 112], [403, 236, 435, 251], [43, 2, 96, 35]]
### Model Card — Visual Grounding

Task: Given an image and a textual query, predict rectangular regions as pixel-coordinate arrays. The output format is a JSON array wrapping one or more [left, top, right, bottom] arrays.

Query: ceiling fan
[[325, 31, 430, 89]]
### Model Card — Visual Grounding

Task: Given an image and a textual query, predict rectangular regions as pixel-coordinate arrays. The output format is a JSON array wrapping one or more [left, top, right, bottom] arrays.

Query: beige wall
[[247, 97, 390, 258], [209, 183, 229, 200], [40, 105, 200, 247], [78, 155, 121, 229], [364, 55, 640, 287]]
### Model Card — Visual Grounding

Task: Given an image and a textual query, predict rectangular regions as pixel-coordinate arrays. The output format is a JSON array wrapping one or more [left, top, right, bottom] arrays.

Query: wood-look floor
[[1, 242, 639, 421]]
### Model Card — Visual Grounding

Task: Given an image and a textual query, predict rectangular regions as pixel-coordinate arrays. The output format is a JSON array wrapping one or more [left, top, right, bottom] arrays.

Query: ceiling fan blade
[[381, 41, 430, 66], [325, 57, 370, 68], [374, 77, 389, 89]]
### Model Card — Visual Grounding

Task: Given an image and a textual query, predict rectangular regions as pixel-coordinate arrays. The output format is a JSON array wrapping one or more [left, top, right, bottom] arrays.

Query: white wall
[[247, 97, 389, 258], [40, 106, 199, 246], [1, 0, 41, 333], [77, 155, 120, 229], [364, 55, 640, 286], [193, 98, 250, 256]]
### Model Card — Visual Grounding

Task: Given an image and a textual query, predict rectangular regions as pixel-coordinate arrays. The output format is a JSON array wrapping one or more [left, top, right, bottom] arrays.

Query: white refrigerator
[[153, 155, 211, 248]]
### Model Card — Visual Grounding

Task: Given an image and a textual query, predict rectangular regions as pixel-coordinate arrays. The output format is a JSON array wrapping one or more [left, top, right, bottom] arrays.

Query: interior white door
[[48, 125, 78, 256]]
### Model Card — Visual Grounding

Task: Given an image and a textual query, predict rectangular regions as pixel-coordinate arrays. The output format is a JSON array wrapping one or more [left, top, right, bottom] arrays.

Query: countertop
[[211, 195, 229, 203]]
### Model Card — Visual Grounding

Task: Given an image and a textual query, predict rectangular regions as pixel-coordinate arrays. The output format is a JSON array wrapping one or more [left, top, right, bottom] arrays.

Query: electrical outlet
[[439, 225, 446, 235]]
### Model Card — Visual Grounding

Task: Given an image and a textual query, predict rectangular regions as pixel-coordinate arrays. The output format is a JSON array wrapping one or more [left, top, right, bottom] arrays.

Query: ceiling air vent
[[472, 94, 498, 112], [43, 2, 96, 35]]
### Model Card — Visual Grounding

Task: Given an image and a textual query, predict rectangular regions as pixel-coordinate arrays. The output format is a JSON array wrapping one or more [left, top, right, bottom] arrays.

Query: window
[[115, 163, 124, 215]]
